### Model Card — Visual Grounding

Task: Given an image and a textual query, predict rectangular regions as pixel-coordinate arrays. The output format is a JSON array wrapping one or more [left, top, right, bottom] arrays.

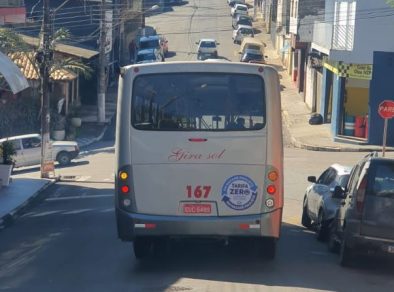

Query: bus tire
[[133, 237, 152, 259]]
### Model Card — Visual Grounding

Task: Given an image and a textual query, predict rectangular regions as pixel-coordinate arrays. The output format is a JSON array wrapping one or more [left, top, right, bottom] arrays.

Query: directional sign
[[378, 100, 394, 119]]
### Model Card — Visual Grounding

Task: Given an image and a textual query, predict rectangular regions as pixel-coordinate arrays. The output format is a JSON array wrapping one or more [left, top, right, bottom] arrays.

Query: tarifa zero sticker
[[221, 175, 258, 210]]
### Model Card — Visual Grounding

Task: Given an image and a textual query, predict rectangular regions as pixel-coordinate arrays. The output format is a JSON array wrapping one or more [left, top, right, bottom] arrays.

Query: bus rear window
[[131, 73, 266, 131]]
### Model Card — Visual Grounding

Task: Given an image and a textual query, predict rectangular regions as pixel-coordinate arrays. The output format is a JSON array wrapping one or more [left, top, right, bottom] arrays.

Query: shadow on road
[[126, 223, 394, 291]]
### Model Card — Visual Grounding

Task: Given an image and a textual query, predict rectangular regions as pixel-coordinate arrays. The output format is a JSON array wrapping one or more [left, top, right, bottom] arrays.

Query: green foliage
[[0, 140, 16, 165], [0, 27, 92, 80], [387, 0, 394, 8]]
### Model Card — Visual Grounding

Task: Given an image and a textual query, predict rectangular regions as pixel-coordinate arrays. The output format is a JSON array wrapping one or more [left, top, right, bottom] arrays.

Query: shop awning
[[0, 51, 29, 94]]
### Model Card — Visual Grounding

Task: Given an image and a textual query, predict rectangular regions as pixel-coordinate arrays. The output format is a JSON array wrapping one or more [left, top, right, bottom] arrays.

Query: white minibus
[[115, 61, 283, 259]]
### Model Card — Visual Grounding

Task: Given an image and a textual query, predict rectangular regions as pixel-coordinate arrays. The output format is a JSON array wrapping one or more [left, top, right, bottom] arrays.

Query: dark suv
[[328, 152, 394, 267]]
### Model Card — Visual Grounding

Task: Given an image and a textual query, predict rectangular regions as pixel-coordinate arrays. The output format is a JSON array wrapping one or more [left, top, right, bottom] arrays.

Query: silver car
[[301, 164, 351, 240]]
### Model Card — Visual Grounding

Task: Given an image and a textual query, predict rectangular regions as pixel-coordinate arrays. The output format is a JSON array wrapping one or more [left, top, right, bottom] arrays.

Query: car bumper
[[347, 233, 394, 255], [116, 208, 282, 241]]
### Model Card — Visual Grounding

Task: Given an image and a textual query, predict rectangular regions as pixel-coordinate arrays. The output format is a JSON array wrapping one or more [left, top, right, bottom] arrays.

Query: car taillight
[[356, 176, 367, 213]]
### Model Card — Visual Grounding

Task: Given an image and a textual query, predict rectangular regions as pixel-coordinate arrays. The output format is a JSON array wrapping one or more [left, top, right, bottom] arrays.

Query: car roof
[[235, 4, 247, 8], [200, 38, 216, 43], [0, 133, 40, 142], [137, 48, 156, 55], [237, 24, 253, 29], [139, 35, 159, 41], [331, 164, 352, 175]]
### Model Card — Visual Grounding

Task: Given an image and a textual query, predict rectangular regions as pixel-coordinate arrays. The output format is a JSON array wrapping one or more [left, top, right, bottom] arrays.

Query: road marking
[[76, 176, 91, 182], [31, 210, 64, 217], [62, 208, 93, 215], [103, 178, 113, 182], [100, 208, 115, 213], [46, 194, 113, 201]]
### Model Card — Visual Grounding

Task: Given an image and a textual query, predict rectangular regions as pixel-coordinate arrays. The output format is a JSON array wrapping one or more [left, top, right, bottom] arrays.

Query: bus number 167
[[186, 185, 211, 198]]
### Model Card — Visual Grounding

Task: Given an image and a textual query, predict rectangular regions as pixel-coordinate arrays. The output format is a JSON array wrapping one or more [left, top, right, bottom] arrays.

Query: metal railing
[[313, 21, 354, 51]]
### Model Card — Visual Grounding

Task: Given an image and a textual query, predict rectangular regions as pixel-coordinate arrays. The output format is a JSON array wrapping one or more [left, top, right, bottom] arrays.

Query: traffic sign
[[378, 100, 394, 119]]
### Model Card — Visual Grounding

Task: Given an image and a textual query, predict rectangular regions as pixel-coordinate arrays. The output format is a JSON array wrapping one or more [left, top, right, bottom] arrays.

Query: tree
[[0, 27, 92, 80]]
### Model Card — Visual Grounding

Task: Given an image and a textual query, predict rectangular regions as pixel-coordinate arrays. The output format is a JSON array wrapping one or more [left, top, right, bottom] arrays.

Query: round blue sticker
[[221, 175, 258, 210]]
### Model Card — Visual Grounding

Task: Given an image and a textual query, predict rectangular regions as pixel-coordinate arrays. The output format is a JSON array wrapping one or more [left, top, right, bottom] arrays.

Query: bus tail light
[[265, 167, 280, 209], [117, 166, 134, 211]]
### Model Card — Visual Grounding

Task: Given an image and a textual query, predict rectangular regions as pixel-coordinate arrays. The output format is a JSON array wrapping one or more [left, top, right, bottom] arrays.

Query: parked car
[[0, 134, 79, 167], [232, 14, 252, 29], [240, 49, 264, 63], [327, 152, 394, 267], [231, 3, 248, 17], [228, 0, 245, 7], [232, 25, 254, 44], [301, 164, 351, 240], [138, 35, 165, 58], [196, 38, 219, 60], [239, 37, 266, 55], [135, 48, 164, 64]]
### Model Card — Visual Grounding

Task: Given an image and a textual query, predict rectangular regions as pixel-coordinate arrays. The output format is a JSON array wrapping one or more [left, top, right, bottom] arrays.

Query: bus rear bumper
[[116, 208, 282, 241]]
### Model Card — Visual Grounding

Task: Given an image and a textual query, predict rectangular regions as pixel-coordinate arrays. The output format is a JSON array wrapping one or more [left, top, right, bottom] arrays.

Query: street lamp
[[141, 5, 160, 36]]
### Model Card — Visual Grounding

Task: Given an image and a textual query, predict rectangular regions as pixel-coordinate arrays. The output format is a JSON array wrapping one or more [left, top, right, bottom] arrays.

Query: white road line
[[46, 194, 113, 201], [31, 210, 64, 217], [103, 178, 113, 182], [62, 208, 93, 215], [76, 176, 92, 182], [310, 251, 330, 256], [21, 212, 36, 218], [100, 208, 115, 213]]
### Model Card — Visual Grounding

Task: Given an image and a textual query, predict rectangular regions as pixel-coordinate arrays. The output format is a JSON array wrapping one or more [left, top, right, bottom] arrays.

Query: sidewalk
[[0, 173, 55, 228], [0, 87, 117, 229], [250, 8, 394, 152]]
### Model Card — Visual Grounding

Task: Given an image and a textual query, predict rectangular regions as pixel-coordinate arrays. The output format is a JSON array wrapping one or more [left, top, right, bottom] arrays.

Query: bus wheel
[[133, 237, 152, 259]]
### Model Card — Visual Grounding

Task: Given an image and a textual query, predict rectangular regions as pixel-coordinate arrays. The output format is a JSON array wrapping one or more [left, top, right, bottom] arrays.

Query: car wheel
[[301, 197, 312, 228], [57, 152, 71, 166], [133, 237, 152, 259], [316, 209, 329, 241], [339, 232, 354, 267], [328, 222, 340, 253]]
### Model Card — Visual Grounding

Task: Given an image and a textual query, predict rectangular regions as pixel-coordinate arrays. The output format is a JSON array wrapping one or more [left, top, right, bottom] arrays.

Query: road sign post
[[378, 100, 394, 157]]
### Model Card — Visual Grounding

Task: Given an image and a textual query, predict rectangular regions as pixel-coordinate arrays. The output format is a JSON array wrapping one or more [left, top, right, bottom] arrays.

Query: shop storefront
[[320, 61, 372, 141]]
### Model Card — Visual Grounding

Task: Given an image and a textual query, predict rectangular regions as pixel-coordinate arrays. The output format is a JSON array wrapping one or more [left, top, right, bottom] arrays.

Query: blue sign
[[221, 175, 258, 210]]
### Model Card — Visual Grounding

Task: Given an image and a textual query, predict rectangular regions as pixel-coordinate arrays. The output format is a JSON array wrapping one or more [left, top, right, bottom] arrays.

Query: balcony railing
[[313, 21, 354, 51]]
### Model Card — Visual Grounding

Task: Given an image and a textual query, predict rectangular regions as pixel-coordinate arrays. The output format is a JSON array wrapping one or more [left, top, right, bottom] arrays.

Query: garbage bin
[[355, 116, 365, 138], [344, 115, 355, 136]]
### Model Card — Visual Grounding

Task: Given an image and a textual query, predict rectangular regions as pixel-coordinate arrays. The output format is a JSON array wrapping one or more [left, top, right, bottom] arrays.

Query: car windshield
[[244, 53, 262, 60], [136, 53, 155, 62], [239, 19, 252, 25], [139, 39, 159, 49], [240, 28, 253, 35], [370, 163, 394, 197], [200, 41, 216, 48], [131, 73, 266, 131], [237, 6, 247, 11]]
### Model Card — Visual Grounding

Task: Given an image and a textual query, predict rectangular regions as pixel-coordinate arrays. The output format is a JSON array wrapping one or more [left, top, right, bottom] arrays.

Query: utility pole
[[38, 0, 52, 178], [98, 0, 107, 123]]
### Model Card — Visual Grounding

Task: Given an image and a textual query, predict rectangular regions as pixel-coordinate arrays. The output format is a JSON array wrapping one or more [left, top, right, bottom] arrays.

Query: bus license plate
[[388, 246, 394, 253], [183, 204, 211, 214]]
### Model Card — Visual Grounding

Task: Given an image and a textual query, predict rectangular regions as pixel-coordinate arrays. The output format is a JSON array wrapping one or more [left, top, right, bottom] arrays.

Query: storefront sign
[[323, 62, 373, 80]]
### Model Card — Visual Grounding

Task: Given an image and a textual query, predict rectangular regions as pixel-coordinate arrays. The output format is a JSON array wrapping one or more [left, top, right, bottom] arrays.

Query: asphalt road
[[1, 1, 394, 291], [1, 143, 394, 291]]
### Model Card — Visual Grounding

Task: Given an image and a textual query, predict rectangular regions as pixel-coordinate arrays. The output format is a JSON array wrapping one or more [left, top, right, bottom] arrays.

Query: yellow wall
[[344, 87, 369, 117]]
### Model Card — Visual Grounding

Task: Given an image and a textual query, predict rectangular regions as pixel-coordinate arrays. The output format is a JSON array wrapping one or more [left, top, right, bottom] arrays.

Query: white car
[[228, 0, 245, 6], [231, 4, 248, 17], [232, 25, 254, 44], [0, 133, 79, 167], [195, 38, 219, 60]]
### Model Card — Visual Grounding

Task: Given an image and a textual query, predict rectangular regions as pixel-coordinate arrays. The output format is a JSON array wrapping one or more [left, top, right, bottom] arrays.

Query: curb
[[0, 179, 57, 229]]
